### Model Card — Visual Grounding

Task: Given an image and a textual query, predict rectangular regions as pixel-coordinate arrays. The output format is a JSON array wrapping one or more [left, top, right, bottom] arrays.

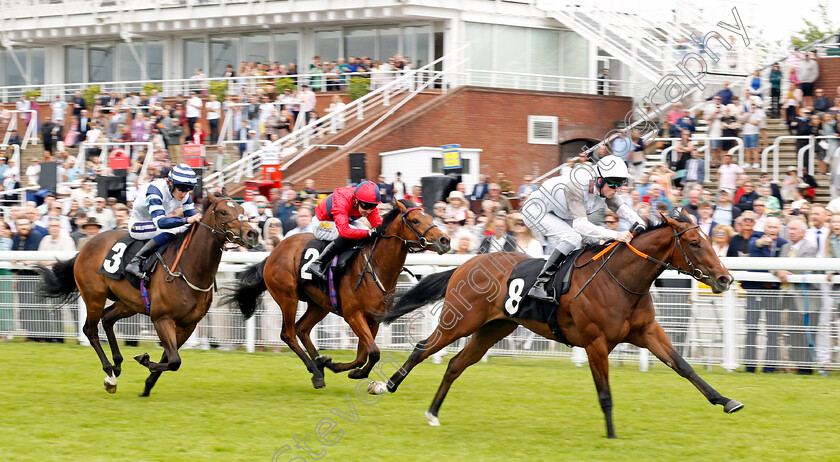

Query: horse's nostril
[[718, 276, 730, 286], [440, 238, 450, 247]]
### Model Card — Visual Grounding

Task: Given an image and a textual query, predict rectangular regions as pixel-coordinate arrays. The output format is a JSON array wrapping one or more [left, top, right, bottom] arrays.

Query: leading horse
[[225, 199, 450, 388], [371, 210, 743, 438], [38, 190, 259, 396]]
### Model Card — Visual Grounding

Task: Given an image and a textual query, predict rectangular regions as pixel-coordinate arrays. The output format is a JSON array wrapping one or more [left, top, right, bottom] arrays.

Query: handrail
[[77, 141, 154, 180], [760, 135, 836, 182], [2, 110, 38, 149], [653, 136, 744, 183]]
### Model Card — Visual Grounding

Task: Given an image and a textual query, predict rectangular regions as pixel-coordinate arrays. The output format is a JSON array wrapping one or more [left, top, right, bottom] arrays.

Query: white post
[[383, 87, 390, 107], [357, 101, 364, 120], [77, 297, 89, 346], [571, 346, 587, 367], [721, 287, 739, 371], [638, 348, 650, 372], [245, 316, 256, 353]]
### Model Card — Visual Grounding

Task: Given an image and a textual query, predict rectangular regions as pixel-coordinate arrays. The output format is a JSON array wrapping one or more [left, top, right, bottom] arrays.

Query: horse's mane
[[580, 210, 691, 254]]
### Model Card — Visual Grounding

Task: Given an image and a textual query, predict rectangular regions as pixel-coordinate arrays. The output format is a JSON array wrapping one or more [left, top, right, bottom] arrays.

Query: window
[[89, 42, 115, 83], [314, 30, 340, 63], [379, 25, 400, 61], [528, 115, 558, 145], [210, 36, 239, 77], [117, 42, 142, 82], [403, 25, 430, 68], [146, 41, 164, 80], [432, 158, 471, 174], [30, 48, 45, 86], [183, 38, 206, 78], [345, 26, 377, 61], [274, 32, 299, 67], [244, 34, 270, 64], [65, 45, 85, 83]]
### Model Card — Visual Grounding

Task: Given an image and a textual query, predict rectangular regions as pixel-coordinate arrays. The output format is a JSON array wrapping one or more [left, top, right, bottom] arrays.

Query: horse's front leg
[[139, 324, 196, 397], [328, 313, 378, 379], [585, 337, 617, 439], [135, 316, 181, 373], [627, 296, 744, 414]]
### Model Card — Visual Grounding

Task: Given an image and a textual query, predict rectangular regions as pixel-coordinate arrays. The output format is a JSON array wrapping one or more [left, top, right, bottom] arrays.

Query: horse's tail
[[35, 257, 79, 306], [380, 268, 457, 325], [223, 259, 267, 320]]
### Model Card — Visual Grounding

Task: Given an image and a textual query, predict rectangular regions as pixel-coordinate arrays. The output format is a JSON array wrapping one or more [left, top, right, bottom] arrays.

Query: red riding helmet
[[354, 181, 381, 208]]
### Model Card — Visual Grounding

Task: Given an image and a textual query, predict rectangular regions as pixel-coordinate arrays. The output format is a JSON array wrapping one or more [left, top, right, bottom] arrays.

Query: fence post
[[77, 297, 89, 346], [245, 315, 256, 353], [638, 348, 650, 372], [721, 287, 739, 371]]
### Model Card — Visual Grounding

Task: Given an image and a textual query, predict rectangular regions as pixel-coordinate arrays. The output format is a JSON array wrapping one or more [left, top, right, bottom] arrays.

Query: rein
[[575, 224, 711, 297]]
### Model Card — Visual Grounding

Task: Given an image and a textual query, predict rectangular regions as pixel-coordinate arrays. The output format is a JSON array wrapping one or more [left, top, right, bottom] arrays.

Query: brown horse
[[370, 210, 743, 438], [225, 199, 450, 388], [38, 190, 259, 396]]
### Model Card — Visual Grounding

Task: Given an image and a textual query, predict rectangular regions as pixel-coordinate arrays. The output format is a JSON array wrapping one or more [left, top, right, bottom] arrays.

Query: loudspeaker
[[420, 175, 459, 215], [39, 161, 58, 193], [96, 175, 126, 203], [349, 152, 366, 185], [192, 167, 203, 200]]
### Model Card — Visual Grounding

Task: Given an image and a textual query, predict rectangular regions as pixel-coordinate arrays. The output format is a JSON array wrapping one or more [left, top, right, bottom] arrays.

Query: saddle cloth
[[97, 235, 163, 290], [500, 248, 585, 346], [297, 238, 364, 311]]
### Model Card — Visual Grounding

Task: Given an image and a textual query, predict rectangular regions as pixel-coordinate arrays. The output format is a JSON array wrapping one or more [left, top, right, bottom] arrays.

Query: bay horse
[[370, 210, 744, 438], [38, 190, 259, 396], [225, 199, 450, 388]]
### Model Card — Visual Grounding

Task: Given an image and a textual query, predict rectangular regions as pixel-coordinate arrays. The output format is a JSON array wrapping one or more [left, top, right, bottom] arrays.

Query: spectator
[[819, 112, 837, 175], [445, 191, 470, 224], [191, 121, 207, 146], [757, 186, 780, 218], [517, 175, 538, 199], [611, 130, 632, 165], [742, 101, 765, 169], [776, 218, 818, 374], [262, 217, 284, 242], [735, 181, 758, 211], [471, 174, 490, 204], [798, 52, 819, 109], [711, 224, 735, 257], [818, 214, 840, 374], [185, 91, 203, 138], [742, 216, 786, 373], [487, 183, 512, 213], [205, 94, 222, 144], [376, 174, 394, 203], [676, 109, 696, 133], [696, 201, 717, 236], [37, 217, 76, 257], [75, 216, 102, 250], [284, 206, 313, 238], [717, 153, 743, 191], [452, 234, 476, 255], [646, 184, 671, 214], [711, 188, 741, 227], [50, 95, 68, 126], [11, 216, 46, 342], [814, 88, 831, 114], [87, 197, 116, 230], [720, 107, 741, 153], [716, 81, 733, 105], [477, 215, 516, 253], [509, 213, 543, 257], [769, 63, 782, 118], [704, 95, 725, 164], [751, 198, 769, 232], [683, 149, 705, 190], [603, 211, 619, 232]]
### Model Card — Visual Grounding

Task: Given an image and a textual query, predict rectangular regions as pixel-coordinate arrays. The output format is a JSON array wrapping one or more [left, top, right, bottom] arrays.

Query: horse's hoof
[[367, 381, 389, 395], [133, 353, 150, 366], [348, 368, 368, 380], [103, 374, 117, 394], [425, 410, 440, 426], [138, 392, 150, 398], [724, 399, 744, 413], [312, 376, 326, 389]]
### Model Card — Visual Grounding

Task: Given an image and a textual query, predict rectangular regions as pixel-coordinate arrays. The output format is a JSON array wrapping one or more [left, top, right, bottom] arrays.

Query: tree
[[790, 1, 838, 48]]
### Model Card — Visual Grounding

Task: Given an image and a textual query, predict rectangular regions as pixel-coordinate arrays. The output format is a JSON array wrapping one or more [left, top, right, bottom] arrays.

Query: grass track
[[1, 342, 838, 461]]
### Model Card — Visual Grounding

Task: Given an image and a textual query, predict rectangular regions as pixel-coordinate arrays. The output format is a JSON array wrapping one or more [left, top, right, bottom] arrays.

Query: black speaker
[[349, 152, 366, 185], [96, 175, 126, 203], [192, 167, 203, 200], [420, 175, 459, 215], [39, 161, 58, 193]]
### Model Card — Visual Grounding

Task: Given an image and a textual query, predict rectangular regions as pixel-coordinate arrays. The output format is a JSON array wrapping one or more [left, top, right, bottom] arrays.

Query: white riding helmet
[[595, 155, 632, 181]]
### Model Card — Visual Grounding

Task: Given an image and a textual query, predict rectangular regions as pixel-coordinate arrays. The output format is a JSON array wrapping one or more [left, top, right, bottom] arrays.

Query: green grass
[[1, 342, 838, 462]]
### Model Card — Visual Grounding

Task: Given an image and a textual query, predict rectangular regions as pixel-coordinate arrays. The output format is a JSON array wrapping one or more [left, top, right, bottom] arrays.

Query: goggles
[[604, 178, 626, 189], [174, 184, 194, 193], [358, 200, 377, 210]]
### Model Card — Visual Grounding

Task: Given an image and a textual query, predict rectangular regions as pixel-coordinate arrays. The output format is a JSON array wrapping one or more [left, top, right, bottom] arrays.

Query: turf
[[1, 342, 838, 462]]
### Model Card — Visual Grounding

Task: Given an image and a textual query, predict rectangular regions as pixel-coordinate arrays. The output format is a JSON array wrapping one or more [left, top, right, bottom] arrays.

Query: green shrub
[[274, 77, 297, 94], [208, 80, 228, 101], [346, 77, 370, 100], [22, 89, 41, 99], [143, 83, 163, 96], [82, 85, 100, 110]]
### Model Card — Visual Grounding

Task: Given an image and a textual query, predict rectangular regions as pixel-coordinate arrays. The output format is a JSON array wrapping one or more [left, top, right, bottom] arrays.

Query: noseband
[[382, 206, 439, 252], [196, 197, 252, 248]]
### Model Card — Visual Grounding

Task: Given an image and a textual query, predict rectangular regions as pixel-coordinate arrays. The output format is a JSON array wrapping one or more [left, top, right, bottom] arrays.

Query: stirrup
[[309, 261, 329, 280]]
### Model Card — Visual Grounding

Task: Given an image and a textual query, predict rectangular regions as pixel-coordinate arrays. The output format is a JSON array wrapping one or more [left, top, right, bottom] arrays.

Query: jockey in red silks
[[307, 180, 382, 280]]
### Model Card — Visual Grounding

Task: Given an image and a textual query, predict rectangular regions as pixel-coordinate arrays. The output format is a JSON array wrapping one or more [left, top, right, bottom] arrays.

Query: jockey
[[307, 180, 382, 280], [521, 155, 645, 302], [125, 163, 203, 279]]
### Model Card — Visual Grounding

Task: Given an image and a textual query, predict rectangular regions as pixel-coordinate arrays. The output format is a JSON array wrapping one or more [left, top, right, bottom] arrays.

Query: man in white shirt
[[284, 206, 314, 238], [299, 85, 317, 124], [185, 91, 203, 139], [50, 96, 68, 126], [805, 204, 830, 255], [205, 94, 222, 145], [717, 153, 743, 190]]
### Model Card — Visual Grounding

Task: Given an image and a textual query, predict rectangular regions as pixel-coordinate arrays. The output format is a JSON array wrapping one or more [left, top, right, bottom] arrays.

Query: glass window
[[4, 49, 26, 87], [244, 34, 270, 64], [146, 41, 164, 80], [379, 25, 400, 61], [465, 23, 493, 71], [275, 32, 299, 68], [30, 48, 45, 86], [562, 31, 588, 78], [117, 42, 142, 82], [65, 45, 85, 83], [183, 38, 206, 78], [403, 25, 430, 68], [314, 30, 340, 63], [89, 42, 114, 83], [496, 26, 527, 74], [529, 29, 559, 76], [210, 35, 239, 77], [345, 26, 377, 61]]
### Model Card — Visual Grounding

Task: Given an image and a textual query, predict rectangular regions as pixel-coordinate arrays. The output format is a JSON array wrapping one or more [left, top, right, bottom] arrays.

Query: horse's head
[[204, 188, 260, 248], [662, 208, 733, 293], [388, 199, 451, 254]]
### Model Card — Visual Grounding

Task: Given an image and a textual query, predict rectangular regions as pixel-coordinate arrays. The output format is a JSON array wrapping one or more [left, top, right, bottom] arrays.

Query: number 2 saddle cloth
[[296, 238, 366, 314], [501, 248, 584, 346]]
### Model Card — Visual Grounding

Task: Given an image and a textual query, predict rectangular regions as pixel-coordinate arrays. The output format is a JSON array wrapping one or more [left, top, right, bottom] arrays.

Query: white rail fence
[[1, 251, 839, 372]]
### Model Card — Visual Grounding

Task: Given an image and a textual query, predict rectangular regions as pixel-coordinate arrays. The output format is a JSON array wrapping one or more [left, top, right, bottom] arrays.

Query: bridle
[[576, 223, 712, 297], [195, 196, 254, 249], [381, 206, 439, 253]]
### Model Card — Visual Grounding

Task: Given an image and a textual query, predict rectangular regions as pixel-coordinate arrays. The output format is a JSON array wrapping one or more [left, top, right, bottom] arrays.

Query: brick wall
[[293, 86, 633, 190], [814, 57, 840, 97]]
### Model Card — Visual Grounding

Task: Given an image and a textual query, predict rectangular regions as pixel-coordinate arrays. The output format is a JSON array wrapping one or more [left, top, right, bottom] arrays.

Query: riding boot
[[527, 248, 568, 302], [309, 241, 340, 280], [125, 239, 161, 279]]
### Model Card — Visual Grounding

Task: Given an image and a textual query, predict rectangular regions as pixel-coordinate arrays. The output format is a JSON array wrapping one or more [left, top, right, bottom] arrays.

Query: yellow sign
[[442, 144, 461, 169]]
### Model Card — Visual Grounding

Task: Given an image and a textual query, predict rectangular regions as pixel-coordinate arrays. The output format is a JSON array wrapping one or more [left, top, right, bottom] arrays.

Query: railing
[[760, 135, 839, 182], [2, 110, 38, 149], [465, 69, 637, 97], [1, 251, 838, 372], [654, 136, 745, 181], [203, 48, 463, 190], [77, 141, 154, 181]]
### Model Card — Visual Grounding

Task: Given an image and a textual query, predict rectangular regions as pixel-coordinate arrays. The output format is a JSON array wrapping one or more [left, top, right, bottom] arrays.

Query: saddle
[[97, 235, 165, 290], [500, 248, 585, 346], [297, 239, 364, 314]]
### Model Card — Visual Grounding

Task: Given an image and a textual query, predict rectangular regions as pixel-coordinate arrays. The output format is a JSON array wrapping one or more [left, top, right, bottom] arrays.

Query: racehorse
[[225, 199, 450, 388], [370, 210, 744, 438], [38, 190, 258, 396]]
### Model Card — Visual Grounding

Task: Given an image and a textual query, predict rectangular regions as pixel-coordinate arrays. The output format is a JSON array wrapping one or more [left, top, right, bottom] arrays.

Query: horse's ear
[[660, 211, 678, 228], [221, 187, 230, 198], [394, 200, 407, 212], [205, 189, 220, 204]]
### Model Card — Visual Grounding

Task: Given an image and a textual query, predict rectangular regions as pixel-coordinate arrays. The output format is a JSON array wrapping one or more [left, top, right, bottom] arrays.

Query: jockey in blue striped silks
[[125, 163, 203, 278]]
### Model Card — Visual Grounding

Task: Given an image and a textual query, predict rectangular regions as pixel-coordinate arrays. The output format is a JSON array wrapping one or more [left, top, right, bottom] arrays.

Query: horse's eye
[[412, 219, 419, 225], [221, 210, 227, 216], [690, 241, 700, 248]]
